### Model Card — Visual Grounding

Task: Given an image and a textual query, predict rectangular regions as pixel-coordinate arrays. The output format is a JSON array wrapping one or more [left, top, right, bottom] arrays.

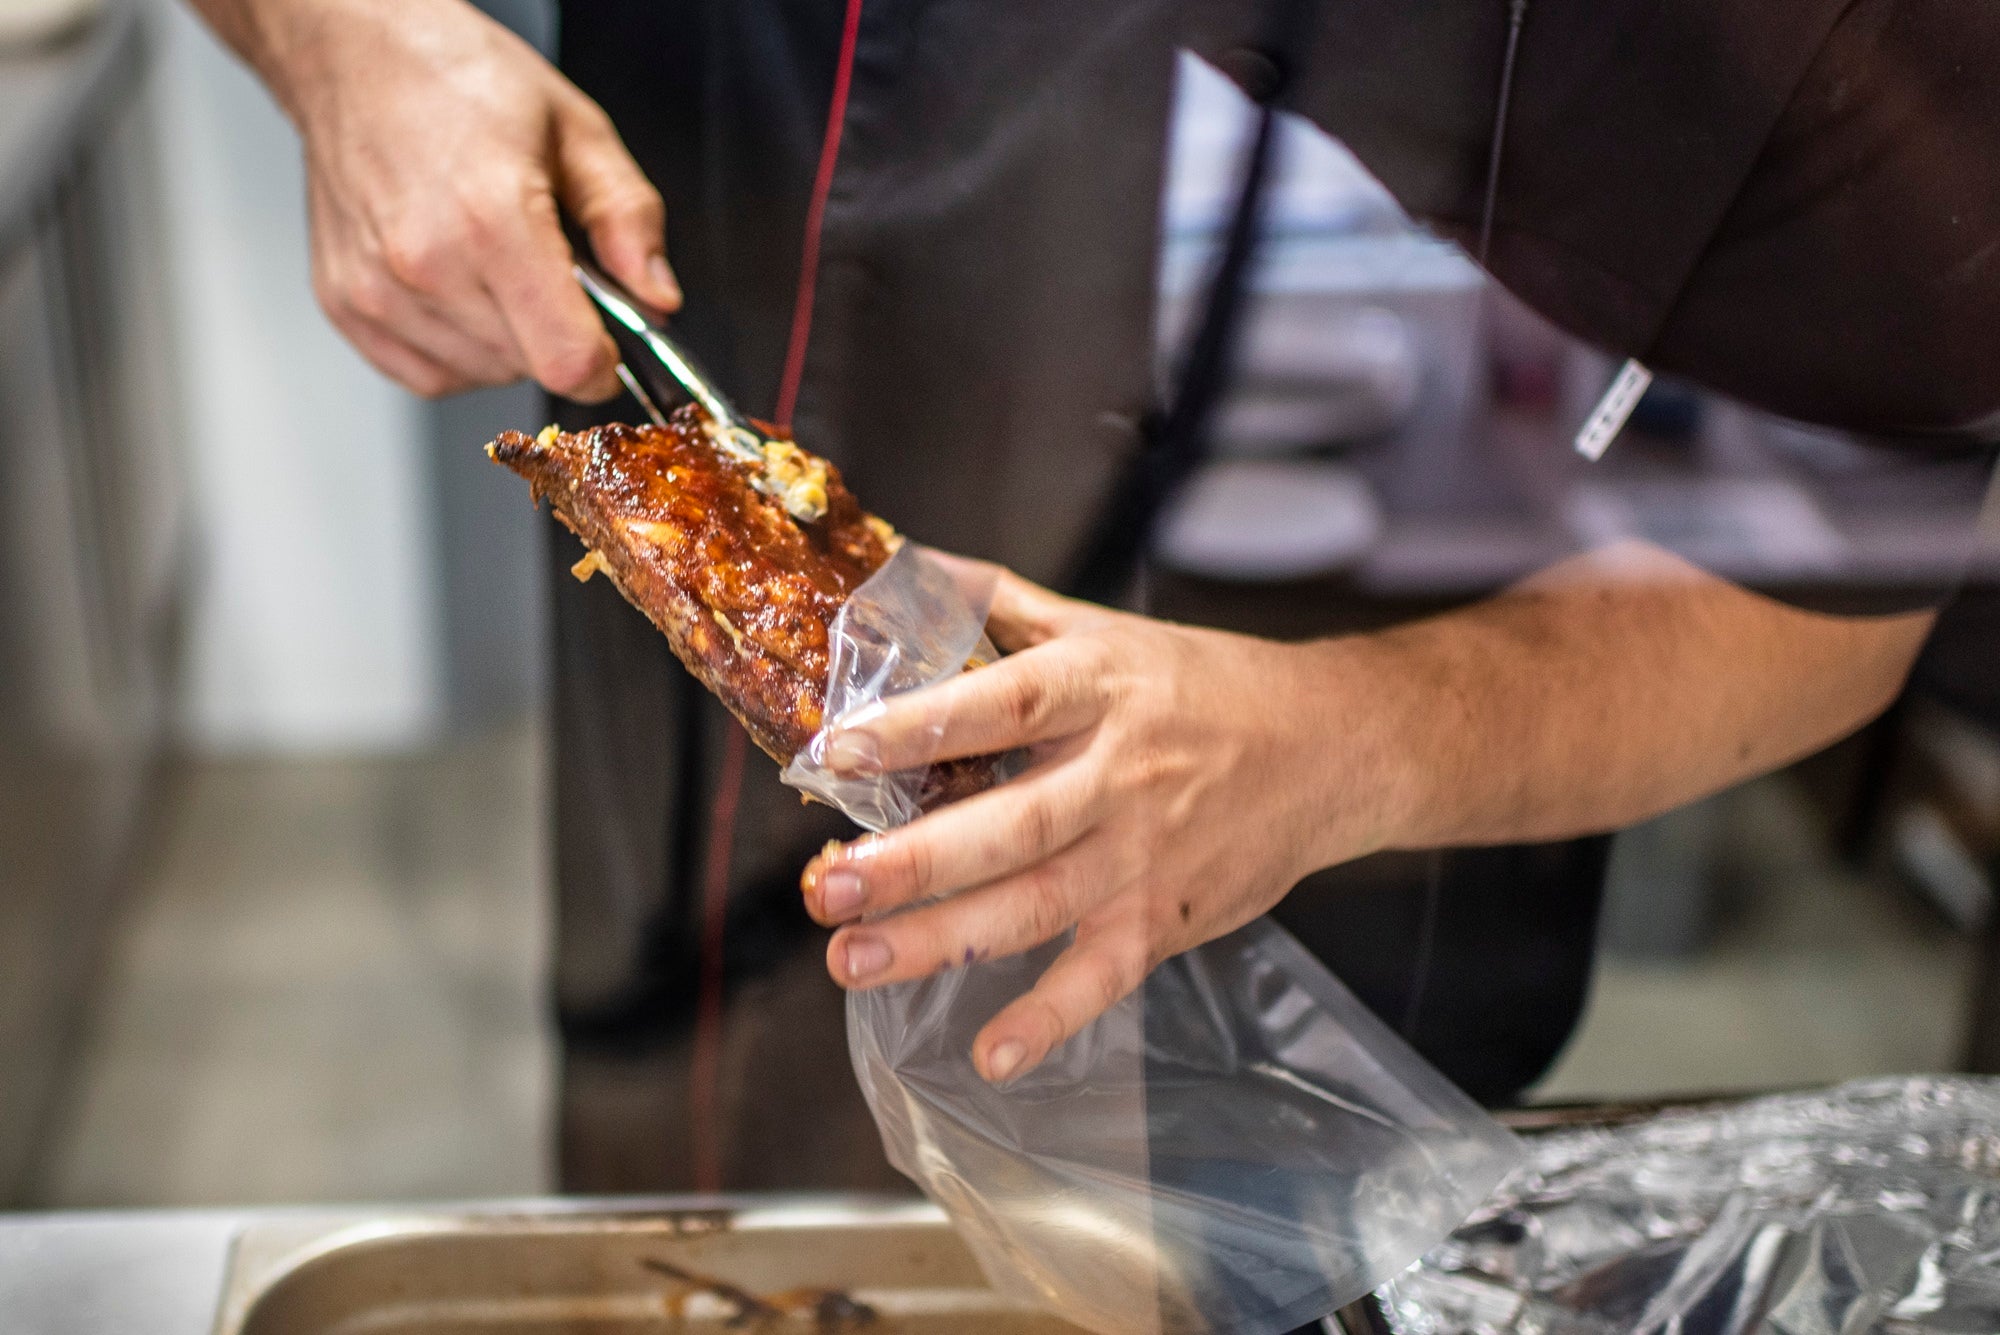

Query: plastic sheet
[[1377, 1076, 2000, 1335], [783, 542, 1006, 828], [784, 544, 1523, 1335]]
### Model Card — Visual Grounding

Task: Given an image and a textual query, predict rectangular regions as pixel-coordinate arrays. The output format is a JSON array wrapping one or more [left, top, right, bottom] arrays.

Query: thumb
[[553, 97, 682, 312], [986, 568, 1091, 650], [918, 551, 1083, 650]]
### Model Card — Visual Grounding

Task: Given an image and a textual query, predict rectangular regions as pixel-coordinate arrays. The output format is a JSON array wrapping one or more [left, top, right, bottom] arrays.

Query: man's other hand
[[194, 0, 681, 400]]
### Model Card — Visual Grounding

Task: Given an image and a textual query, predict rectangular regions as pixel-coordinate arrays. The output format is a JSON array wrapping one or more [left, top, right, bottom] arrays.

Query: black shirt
[[547, 0, 1999, 1131]]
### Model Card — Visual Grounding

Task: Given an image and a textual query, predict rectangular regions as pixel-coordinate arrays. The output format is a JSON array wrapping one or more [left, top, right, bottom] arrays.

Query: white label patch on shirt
[[1575, 359, 1655, 461]]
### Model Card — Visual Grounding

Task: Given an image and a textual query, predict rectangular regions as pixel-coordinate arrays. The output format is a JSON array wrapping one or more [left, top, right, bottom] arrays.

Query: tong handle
[[573, 258, 745, 434]]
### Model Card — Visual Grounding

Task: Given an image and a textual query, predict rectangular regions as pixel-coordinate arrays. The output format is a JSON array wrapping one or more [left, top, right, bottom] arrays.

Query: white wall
[[147, 0, 443, 754]]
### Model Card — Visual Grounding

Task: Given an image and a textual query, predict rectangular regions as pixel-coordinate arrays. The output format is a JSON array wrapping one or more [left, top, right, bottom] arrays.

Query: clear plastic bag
[[784, 544, 1523, 1335]]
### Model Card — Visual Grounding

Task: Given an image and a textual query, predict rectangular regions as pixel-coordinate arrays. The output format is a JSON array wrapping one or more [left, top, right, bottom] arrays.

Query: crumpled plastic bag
[[784, 543, 1522, 1335]]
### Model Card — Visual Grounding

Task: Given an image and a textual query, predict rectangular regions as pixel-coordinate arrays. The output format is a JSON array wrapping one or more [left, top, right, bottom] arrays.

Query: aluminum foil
[[1376, 1077, 2000, 1335]]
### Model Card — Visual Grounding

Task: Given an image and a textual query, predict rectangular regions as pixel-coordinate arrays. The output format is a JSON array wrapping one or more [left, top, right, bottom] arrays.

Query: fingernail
[[841, 833, 886, 863], [986, 1042, 1026, 1083], [826, 729, 882, 777], [819, 869, 864, 918], [843, 935, 892, 980], [647, 255, 681, 307]]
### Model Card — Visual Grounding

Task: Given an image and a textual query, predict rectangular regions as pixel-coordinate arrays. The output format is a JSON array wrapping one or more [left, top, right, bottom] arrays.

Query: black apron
[[544, 0, 1999, 1192]]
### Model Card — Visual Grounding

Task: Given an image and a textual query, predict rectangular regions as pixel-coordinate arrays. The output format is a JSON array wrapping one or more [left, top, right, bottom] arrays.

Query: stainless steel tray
[[212, 1197, 1092, 1333], [211, 1105, 1734, 1334]]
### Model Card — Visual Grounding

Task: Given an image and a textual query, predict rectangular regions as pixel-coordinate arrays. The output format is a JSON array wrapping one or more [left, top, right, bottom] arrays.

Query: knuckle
[[536, 339, 611, 396], [889, 836, 936, 900], [1100, 939, 1148, 1007], [1140, 912, 1179, 969], [1014, 797, 1061, 859], [518, 182, 564, 231], [1023, 993, 1071, 1050], [562, 94, 617, 137], [380, 224, 449, 290], [1016, 868, 1074, 945], [1080, 633, 1119, 670], [457, 187, 517, 245], [1095, 959, 1138, 1014], [593, 182, 665, 232], [1128, 744, 1181, 792], [462, 171, 541, 241], [319, 290, 361, 337], [1086, 638, 1132, 702], [310, 265, 343, 319], [635, 183, 667, 227], [343, 266, 396, 323], [409, 370, 453, 400], [415, 364, 466, 399], [1003, 673, 1049, 734]]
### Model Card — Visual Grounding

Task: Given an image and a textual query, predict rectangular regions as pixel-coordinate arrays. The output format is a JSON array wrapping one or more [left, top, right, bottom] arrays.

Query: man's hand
[[190, 0, 680, 400], [799, 562, 1408, 1085], [799, 544, 1932, 1084]]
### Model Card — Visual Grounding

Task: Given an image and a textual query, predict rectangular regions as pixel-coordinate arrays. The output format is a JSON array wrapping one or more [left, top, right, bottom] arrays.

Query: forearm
[[797, 547, 1933, 1075], [1327, 540, 1932, 854], [180, 0, 308, 99], [180, 0, 463, 124]]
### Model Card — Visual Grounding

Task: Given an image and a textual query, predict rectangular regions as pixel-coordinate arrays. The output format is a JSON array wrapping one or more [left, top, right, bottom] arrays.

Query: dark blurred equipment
[[1060, 0, 1307, 608], [1786, 571, 2000, 1073], [1896, 591, 2000, 1073], [0, 0, 184, 1204]]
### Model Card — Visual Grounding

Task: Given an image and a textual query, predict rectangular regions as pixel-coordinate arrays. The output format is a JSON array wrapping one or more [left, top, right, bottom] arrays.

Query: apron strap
[[1062, 0, 1322, 605]]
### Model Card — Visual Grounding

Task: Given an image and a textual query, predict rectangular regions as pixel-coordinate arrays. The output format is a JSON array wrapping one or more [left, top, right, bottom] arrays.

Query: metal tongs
[[573, 257, 829, 523], [571, 257, 768, 469]]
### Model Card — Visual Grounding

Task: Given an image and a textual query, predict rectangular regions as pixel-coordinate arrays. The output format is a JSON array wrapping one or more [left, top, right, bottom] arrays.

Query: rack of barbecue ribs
[[487, 404, 991, 806]]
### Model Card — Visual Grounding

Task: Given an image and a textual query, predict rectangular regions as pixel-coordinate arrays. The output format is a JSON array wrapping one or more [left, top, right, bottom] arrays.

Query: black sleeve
[[1230, 0, 2000, 613], [1256, 0, 2000, 442], [1645, 0, 2000, 443], [1552, 0, 2000, 613], [1234, 0, 1858, 393]]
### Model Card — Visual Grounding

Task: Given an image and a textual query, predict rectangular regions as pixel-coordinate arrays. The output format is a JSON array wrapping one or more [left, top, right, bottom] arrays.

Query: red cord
[[775, 0, 867, 431], [689, 724, 747, 1193], [689, 0, 866, 1193]]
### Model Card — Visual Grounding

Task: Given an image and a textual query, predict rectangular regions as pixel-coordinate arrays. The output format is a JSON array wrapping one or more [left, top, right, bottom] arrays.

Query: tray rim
[[210, 1096, 1767, 1335], [209, 1194, 955, 1335]]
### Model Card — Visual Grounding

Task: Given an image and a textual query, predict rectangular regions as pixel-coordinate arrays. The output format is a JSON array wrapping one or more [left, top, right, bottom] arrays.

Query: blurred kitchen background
[[3, 0, 1997, 1211]]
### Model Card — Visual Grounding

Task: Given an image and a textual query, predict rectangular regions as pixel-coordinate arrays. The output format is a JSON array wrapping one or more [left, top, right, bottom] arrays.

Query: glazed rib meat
[[488, 405, 894, 765], [488, 406, 996, 810]]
